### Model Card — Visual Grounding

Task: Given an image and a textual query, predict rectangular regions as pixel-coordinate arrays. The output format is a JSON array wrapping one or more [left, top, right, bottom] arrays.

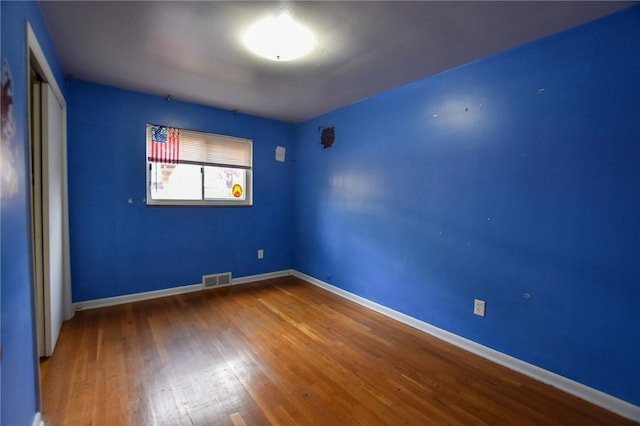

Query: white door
[[39, 82, 65, 356]]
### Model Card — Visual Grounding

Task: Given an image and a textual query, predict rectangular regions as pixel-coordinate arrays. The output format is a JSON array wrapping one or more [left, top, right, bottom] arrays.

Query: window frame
[[145, 124, 253, 207]]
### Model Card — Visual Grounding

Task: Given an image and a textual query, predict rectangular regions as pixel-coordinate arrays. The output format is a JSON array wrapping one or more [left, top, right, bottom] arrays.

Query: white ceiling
[[40, 1, 634, 123]]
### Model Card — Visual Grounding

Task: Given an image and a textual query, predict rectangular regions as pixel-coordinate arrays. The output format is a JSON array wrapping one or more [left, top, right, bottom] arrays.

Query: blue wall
[[293, 6, 640, 406], [67, 81, 295, 302], [1, 1, 66, 424], [2, 2, 638, 423]]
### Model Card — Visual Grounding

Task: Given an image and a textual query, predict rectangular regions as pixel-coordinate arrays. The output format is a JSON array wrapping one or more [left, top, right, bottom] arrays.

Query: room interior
[[1, 1, 639, 425]]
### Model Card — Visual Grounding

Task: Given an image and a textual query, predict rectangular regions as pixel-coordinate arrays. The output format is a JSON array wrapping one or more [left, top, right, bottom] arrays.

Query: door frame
[[26, 20, 73, 406]]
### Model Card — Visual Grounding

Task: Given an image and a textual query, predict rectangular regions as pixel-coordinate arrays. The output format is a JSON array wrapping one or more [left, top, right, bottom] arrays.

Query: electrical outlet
[[474, 299, 486, 317], [258, 249, 264, 259]]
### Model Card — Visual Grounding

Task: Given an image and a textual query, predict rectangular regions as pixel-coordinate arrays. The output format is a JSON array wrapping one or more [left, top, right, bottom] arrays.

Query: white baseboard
[[292, 270, 640, 423], [73, 283, 202, 311], [232, 269, 294, 285], [73, 269, 293, 311], [32, 411, 45, 426]]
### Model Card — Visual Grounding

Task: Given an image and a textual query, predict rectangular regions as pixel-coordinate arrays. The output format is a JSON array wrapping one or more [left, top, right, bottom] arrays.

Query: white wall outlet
[[474, 299, 486, 317], [258, 249, 264, 259]]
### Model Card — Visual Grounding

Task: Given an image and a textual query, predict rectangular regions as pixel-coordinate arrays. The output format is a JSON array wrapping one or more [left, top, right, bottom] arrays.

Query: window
[[146, 124, 252, 206]]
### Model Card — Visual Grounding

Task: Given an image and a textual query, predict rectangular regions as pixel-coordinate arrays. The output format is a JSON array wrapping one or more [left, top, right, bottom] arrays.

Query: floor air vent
[[202, 272, 232, 290]]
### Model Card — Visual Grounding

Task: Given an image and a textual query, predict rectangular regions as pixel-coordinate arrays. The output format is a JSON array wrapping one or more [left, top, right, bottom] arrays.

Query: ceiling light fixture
[[243, 13, 315, 61]]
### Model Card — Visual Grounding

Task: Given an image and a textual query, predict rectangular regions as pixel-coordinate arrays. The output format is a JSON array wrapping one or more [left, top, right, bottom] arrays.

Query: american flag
[[150, 125, 180, 164]]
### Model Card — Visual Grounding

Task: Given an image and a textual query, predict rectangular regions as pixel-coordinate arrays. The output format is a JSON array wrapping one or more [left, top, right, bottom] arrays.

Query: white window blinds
[[147, 125, 252, 168], [178, 129, 252, 168]]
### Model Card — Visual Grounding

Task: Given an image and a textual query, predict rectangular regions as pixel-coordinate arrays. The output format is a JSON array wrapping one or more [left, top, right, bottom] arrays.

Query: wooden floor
[[41, 276, 634, 426]]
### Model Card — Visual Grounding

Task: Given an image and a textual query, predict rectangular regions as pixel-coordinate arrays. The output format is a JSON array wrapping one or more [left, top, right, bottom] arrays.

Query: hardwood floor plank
[[41, 277, 635, 425]]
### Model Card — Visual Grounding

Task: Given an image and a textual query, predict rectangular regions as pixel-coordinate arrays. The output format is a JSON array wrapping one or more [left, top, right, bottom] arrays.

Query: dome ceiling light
[[243, 13, 315, 61]]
